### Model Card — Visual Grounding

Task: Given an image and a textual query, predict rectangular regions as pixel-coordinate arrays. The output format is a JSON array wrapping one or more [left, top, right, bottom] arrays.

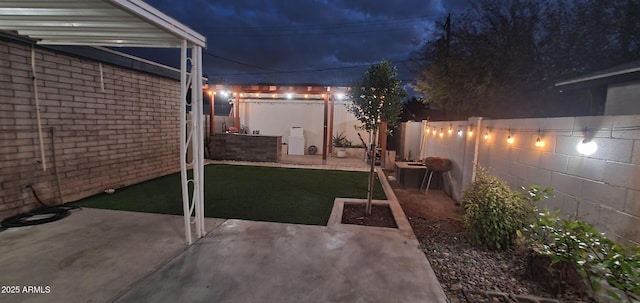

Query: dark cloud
[[129, 0, 469, 86]]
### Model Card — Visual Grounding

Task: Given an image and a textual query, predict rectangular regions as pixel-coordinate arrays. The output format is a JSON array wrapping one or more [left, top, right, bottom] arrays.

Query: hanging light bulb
[[467, 127, 474, 137], [534, 130, 544, 148], [457, 129, 463, 137], [439, 128, 444, 137], [448, 124, 453, 135], [484, 132, 490, 140], [432, 129, 437, 135], [507, 135, 514, 144]]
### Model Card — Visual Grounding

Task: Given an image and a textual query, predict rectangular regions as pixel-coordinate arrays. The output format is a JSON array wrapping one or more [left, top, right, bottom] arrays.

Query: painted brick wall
[[420, 115, 640, 245], [0, 39, 181, 219]]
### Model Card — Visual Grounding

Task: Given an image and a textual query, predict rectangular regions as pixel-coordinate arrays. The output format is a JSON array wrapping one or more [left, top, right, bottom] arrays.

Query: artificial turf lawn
[[73, 164, 386, 225]]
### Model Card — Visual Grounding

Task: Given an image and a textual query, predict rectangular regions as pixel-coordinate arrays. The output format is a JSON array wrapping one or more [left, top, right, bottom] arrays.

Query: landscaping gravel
[[389, 180, 595, 303], [409, 216, 591, 302]]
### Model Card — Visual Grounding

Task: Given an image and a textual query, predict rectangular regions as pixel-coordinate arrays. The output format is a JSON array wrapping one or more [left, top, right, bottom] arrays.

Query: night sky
[[122, 0, 468, 87]]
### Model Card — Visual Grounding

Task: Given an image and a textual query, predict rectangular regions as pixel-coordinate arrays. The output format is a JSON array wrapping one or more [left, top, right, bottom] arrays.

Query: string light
[[535, 129, 544, 148]]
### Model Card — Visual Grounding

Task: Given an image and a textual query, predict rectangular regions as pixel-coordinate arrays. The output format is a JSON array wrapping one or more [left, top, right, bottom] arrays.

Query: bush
[[462, 166, 531, 250], [519, 210, 640, 302], [332, 132, 353, 148]]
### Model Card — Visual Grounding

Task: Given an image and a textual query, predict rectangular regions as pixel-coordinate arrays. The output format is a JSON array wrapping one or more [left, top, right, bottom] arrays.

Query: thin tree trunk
[[366, 129, 377, 215]]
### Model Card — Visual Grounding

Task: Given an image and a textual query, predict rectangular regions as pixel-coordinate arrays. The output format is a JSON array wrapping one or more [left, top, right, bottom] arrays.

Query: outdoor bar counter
[[209, 133, 282, 162]]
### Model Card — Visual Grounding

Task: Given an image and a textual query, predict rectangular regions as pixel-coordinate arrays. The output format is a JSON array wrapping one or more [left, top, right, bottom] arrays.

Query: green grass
[[73, 164, 386, 225]]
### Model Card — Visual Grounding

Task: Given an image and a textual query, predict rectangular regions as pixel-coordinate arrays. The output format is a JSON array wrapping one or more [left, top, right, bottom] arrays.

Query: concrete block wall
[[421, 115, 640, 245], [0, 39, 181, 219]]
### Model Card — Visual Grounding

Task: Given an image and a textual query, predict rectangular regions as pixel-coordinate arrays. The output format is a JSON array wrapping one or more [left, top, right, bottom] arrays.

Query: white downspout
[[31, 47, 46, 171]]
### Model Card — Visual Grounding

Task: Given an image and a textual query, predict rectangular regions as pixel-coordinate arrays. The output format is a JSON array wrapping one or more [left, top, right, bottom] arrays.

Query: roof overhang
[[555, 60, 640, 91], [0, 0, 206, 48]]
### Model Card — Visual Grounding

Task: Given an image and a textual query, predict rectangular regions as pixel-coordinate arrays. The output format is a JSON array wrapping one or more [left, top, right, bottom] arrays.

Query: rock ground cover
[[389, 179, 595, 303]]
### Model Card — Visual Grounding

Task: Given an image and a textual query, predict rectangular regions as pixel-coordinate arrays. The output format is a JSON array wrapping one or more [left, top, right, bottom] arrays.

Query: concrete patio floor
[[0, 161, 447, 303]]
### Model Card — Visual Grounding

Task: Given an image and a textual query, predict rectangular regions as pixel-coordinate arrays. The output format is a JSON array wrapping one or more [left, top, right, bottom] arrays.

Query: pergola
[[0, 0, 207, 244]]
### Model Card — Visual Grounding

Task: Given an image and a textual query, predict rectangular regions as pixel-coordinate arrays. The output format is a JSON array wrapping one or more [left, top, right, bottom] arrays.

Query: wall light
[[287, 93, 293, 99], [467, 125, 474, 137], [577, 139, 597, 156], [337, 93, 344, 100], [432, 129, 437, 135], [439, 128, 444, 137], [448, 124, 453, 135], [506, 135, 514, 144], [457, 129, 463, 137], [484, 132, 490, 140]]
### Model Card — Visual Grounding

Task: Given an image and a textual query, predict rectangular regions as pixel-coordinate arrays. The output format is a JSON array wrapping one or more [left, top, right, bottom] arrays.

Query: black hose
[[0, 185, 79, 228]]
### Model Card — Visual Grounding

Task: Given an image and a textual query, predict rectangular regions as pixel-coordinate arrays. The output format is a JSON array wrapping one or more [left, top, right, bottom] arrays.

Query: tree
[[348, 60, 406, 214], [414, 0, 640, 118]]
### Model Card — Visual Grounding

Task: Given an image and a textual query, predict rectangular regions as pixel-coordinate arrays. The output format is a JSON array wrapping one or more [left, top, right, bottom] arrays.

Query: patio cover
[[0, 0, 207, 244]]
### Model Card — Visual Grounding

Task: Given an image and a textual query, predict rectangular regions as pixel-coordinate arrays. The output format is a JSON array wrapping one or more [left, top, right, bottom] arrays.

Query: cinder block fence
[[419, 115, 640, 245]]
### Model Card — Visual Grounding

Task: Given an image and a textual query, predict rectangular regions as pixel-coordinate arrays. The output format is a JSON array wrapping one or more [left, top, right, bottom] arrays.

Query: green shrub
[[462, 166, 531, 250], [519, 210, 640, 302]]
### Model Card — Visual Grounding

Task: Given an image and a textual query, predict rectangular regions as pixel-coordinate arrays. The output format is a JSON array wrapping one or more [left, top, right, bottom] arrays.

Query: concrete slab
[[114, 219, 447, 303], [0, 208, 225, 303], [1, 165, 447, 303]]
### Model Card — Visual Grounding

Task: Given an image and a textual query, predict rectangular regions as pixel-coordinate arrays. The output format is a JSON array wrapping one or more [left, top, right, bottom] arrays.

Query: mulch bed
[[341, 203, 397, 228]]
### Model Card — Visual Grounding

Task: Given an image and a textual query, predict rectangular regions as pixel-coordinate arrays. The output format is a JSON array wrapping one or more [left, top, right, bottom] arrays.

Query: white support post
[[179, 43, 206, 245], [179, 40, 192, 245], [192, 46, 205, 238]]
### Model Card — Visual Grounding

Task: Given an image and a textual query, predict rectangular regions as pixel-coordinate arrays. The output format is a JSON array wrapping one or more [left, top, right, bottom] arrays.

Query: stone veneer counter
[[209, 134, 282, 162]]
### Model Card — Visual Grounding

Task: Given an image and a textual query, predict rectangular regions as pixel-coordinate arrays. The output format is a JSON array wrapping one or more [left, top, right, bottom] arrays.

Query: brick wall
[[420, 116, 640, 245], [209, 134, 282, 162], [0, 39, 181, 219]]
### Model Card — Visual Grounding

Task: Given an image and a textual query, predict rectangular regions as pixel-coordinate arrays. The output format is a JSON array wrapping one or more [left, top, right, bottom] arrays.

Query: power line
[[208, 58, 422, 76], [210, 26, 424, 37], [207, 14, 441, 32], [203, 51, 279, 72]]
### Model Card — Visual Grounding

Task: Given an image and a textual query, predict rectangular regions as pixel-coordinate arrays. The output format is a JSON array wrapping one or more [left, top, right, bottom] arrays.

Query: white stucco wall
[[239, 99, 363, 153], [399, 121, 423, 161], [605, 80, 640, 115]]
